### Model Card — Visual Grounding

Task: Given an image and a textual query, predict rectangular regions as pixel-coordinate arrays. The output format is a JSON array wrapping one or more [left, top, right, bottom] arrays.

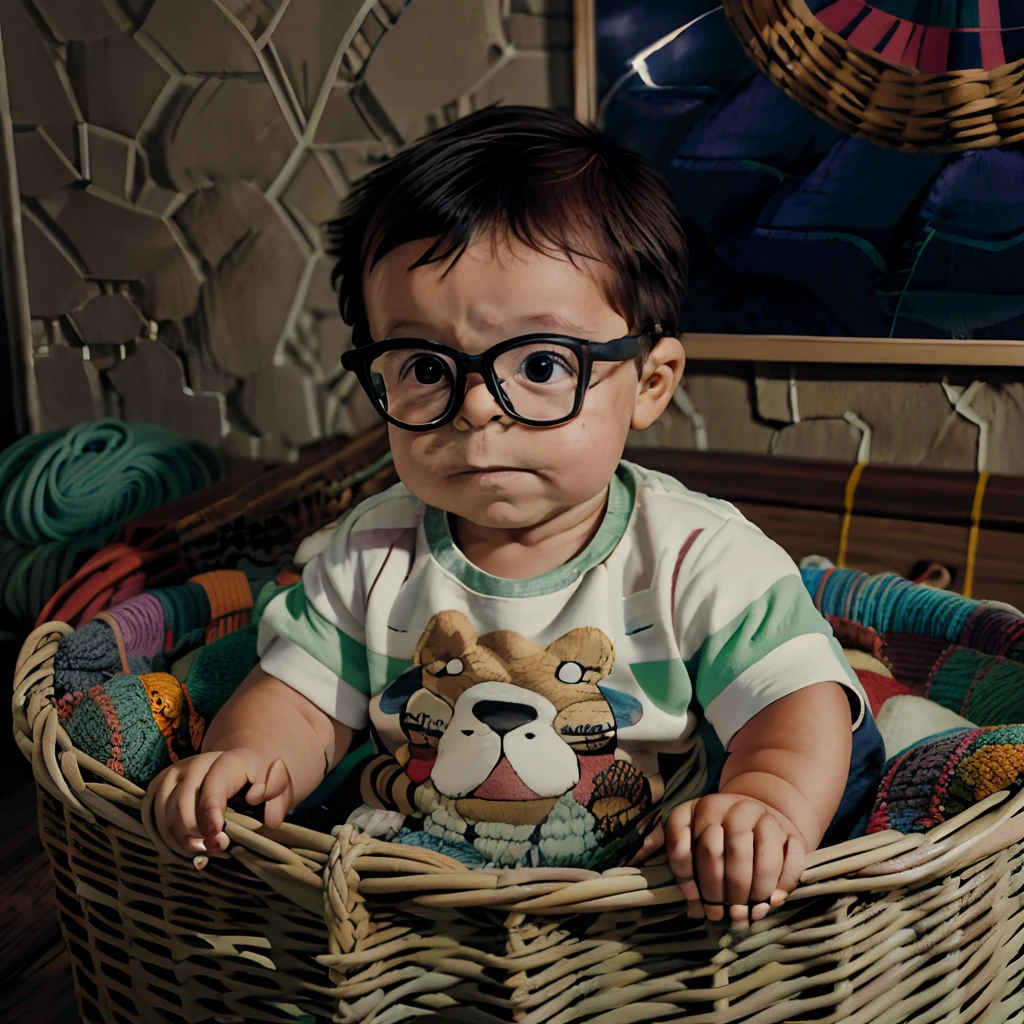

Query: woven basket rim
[[722, 0, 1024, 152], [14, 620, 1024, 917]]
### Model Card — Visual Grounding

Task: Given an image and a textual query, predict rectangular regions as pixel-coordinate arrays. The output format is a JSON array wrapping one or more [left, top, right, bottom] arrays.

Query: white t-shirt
[[258, 461, 864, 869]]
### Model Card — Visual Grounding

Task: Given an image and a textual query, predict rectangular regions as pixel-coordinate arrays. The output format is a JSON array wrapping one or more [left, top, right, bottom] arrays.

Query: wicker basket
[[723, 0, 1024, 153], [12, 614, 1024, 1024]]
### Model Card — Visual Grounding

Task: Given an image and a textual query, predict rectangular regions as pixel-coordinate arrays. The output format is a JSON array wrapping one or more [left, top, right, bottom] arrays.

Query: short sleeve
[[674, 516, 865, 749], [257, 510, 372, 730]]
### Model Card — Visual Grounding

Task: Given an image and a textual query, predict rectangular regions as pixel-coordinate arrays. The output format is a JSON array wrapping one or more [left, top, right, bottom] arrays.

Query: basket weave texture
[[16, 631, 1024, 1024], [723, 0, 1024, 153], [10, 433, 1024, 1024]]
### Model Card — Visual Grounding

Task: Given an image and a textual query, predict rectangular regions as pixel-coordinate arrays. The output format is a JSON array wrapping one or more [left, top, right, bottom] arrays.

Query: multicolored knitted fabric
[[53, 619, 124, 696], [802, 567, 984, 644], [149, 582, 211, 647], [867, 725, 1024, 834], [55, 671, 204, 786], [804, 567, 1024, 727], [803, 567, 1024, 656], [50, 578, 279, 786]]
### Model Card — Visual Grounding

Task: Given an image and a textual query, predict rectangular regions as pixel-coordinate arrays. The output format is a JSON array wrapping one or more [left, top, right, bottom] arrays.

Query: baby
[[151, 105, 884, 926]]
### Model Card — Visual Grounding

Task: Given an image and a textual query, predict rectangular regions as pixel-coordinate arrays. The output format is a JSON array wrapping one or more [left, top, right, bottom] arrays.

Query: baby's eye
[[517, 350, 574, 384], [400, 354, 449, 386]]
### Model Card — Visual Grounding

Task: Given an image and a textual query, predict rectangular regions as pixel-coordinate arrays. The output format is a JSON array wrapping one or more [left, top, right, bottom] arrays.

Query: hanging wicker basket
[[723, 0, 1024, 153], [12, 615, 1024, 1024]]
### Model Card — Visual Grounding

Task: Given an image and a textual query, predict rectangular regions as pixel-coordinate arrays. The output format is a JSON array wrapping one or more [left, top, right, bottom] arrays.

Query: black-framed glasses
[[340, 333, 653, 431]]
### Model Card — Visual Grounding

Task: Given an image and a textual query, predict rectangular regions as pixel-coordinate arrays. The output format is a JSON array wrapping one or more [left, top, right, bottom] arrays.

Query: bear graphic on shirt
[[356, 609, 654, 868]]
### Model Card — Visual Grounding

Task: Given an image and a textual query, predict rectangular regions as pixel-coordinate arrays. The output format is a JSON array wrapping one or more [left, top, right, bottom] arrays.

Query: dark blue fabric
[[822, 709, 886, 845], [596, 0, 1024, 340]]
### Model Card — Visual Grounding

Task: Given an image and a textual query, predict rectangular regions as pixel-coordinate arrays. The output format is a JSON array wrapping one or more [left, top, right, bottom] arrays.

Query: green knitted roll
[[62, 675, 170, 787], [181, 581, 282, 718], [928, 646, 1024, 726], [927, 647, 982, 716], [184, 624, 260, 721], [963, 659, 1024, 726]]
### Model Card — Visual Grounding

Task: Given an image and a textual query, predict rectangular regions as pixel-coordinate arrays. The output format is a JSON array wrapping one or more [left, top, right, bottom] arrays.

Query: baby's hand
[[149, 748, 293, 862], [631, 793, 806, 927]]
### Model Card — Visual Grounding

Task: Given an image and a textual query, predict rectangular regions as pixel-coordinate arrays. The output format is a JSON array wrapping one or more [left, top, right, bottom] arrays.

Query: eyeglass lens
[[368, 341, 581, 426]]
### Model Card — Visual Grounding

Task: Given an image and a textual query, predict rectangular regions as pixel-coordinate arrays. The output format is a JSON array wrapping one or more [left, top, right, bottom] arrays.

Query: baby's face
[[362, 233, 650, 532]]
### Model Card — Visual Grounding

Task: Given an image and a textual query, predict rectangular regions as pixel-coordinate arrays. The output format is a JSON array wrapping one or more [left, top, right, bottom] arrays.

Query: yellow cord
[[963, 470, 989, 599], [836, 462, 868, 569]]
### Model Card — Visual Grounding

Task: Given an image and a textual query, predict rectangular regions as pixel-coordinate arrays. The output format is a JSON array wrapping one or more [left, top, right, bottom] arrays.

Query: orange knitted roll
[[190, 570, 253, 621], [204, 610, 251, 645]]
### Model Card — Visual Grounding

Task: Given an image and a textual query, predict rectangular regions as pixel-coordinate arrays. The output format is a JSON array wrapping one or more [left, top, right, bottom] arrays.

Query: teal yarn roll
[[0, 420, 223, 545], [807, 567, 981, 643], [0, 534, 98, 623]]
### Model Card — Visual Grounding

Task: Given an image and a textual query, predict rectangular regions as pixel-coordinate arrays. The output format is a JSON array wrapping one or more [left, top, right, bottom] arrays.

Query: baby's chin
[[446, 493, 555, 532]]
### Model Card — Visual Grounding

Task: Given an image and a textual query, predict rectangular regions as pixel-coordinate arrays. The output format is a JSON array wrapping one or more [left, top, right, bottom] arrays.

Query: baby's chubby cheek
[[388, 379, 635, 521]]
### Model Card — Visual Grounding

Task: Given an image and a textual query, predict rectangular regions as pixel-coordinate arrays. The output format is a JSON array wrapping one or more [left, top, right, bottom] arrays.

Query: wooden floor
[[0, 779, 81, 1024]]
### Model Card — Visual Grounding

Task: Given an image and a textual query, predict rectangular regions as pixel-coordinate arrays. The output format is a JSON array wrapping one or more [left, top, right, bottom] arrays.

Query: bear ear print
[[598, 685, 644, 729], [415, 610, 478, 665], [546, 627, 615, 677], [380, 666, 423, 714]]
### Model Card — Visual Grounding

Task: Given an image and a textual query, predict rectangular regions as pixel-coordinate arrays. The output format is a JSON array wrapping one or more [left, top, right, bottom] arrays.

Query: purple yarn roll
[[962, 607, 1024, 658], [105, 592, 166, 659]]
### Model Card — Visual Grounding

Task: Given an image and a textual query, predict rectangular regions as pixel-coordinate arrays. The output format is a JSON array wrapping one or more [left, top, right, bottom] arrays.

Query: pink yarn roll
[[105, 592, 166, 659]]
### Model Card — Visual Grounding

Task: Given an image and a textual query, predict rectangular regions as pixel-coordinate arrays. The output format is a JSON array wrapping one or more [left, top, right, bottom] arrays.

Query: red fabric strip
[[978, 26, 1007, 68], [902, 23, 926, 68], [848, 8, 898, 50], [919, 26, 951, 72], [816, 0, 864, 33], [977, 0, 1003, 30], [879, 17, 914, 63]]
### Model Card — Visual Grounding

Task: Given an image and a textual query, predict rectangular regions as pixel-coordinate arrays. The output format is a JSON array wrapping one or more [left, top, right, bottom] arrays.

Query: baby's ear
[[415, 610, 478, 667], [632, 336, 685, 432], [545, 627, 615, 681]]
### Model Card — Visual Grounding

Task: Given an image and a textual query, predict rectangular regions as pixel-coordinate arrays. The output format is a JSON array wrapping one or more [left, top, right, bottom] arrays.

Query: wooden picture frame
[[572, 0, 1024, 368]]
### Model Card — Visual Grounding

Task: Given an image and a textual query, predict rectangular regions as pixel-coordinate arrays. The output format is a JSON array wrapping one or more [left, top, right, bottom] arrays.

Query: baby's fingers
[[775, 832, 807, 902], [197, 751, 259, 841], [152, 760, 231, 858], [695, 825, 726, 920], [151, 768, 195, 857], [664, 803, 701, 905], [163, 781, 206, 856], [258, 759, 294, 830], [750, 815, 785, 904]]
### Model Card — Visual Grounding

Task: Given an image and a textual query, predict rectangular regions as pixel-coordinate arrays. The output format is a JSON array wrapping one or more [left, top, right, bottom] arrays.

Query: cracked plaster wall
[[3, 0, 573, 458], [6, 0, 1016, 476], [628, 370, 1024, 476]]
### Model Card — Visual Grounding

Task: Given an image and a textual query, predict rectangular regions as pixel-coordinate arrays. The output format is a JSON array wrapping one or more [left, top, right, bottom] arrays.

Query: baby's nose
[[472, 700, 537, 737], [456, 375, 505, 428]]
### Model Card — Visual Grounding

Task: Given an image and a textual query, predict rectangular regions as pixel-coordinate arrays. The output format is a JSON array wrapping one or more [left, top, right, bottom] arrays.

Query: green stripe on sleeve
[[262, 584, 371, 695], [628, 659, 693, 716], [692, 574, 833, 709], [367, 651, 415, 697]]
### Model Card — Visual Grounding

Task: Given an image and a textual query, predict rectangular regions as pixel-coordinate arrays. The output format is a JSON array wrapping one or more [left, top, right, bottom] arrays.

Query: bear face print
[[357, 610, 654, 869]]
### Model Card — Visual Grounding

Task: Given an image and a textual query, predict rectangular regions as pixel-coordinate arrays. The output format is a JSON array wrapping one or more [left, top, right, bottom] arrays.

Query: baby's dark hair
[[326, 105, 688, 355]]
